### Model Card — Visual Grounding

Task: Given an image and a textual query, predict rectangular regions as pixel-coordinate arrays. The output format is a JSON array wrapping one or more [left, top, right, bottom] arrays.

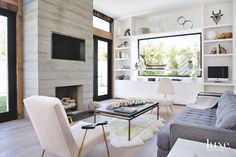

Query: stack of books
[[114, 107, 138, 114]]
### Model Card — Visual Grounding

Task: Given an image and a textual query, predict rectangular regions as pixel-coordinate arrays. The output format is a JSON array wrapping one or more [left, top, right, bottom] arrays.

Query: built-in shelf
[[204, 38, 233, 43], [204, 54, 233, 57], [203, 23, 233, 29], [114, 47, 130, 50], [117, 36, 131, 40], [139, 68, 203, 72], [204, 83, 234, 87], [131, 28, 202, 39], [114, 58, 130, 61], [114, 69, 131, 72]]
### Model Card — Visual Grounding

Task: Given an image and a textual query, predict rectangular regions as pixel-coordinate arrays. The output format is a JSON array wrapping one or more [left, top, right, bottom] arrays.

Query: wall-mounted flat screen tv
[[52, 33, 85, 61], [208, 66, 228, 82]]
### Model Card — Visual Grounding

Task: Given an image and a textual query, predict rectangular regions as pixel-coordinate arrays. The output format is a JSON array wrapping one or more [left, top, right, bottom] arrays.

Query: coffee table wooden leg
[[128, 120, 131, 141]]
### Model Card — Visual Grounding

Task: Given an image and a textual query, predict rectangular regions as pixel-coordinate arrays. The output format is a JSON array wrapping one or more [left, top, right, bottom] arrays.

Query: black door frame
[[0, 8, 17, 122], [93, 35, 112, 101]]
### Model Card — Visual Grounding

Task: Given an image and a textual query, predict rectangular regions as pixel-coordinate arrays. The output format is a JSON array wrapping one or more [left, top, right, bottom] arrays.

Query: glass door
[[93, 36, 112, 101], [0, 9, 17, 122]]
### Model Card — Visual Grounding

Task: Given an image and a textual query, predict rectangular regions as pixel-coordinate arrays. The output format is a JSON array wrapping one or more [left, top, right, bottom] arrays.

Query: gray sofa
[[157, 91, 236, 157]]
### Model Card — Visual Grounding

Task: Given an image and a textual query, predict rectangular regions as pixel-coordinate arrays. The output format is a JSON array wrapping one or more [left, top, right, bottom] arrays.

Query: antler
[[212, 9, 222, 16]]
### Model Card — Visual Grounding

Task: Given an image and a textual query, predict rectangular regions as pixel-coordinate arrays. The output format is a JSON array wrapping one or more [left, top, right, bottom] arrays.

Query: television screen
[[208, 66, 228, 81], [52, 33, 85, 61]]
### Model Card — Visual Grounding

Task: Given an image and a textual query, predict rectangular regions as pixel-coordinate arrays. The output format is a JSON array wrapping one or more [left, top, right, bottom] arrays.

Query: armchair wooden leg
[[68, 116, 74, 124], [41, 149, 45, 157], [78, 129, 88, 157], [102, 125, 110, 157]]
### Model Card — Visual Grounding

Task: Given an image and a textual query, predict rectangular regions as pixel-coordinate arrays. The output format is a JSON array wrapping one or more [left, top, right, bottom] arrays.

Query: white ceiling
[[93, 0, 212, 18]]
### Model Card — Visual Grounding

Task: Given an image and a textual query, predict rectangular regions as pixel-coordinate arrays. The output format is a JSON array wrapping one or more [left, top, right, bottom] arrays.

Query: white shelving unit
[[204, 54, 233, 57], [114, 47, 130, 50], [204, 23, 232, 29], [114, 18, 132, 80], [204, 82, 234, 87], [204, 38, 233, 43], [113, 0, 235, 97], [203, 0, 234, 93], [114, 58, 130, 61]]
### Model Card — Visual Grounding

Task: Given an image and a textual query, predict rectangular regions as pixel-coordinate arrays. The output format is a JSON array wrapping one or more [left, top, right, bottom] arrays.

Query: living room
[[0, 0, 236, 157]]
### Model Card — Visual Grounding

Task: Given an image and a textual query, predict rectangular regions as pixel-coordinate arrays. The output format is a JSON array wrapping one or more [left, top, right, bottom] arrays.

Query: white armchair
[[24, 95, 110, 157], [157, 78, 175, 113]]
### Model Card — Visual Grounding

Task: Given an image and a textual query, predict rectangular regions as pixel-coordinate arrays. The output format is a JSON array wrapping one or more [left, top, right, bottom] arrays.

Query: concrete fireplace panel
[[24, 0, 93, 113]]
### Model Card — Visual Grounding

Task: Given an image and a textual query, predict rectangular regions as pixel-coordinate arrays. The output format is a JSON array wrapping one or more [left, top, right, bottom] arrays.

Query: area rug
[[103, 114, 165, 148]]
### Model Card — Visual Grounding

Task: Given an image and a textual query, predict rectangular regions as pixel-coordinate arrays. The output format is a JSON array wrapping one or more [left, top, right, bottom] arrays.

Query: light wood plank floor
[[0, 104, 184, 157]]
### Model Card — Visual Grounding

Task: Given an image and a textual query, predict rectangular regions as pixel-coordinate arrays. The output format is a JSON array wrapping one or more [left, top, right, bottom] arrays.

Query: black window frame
[[0, 8, 17, 122], [93, 10, 113, 33], [93, 35, 113, 101], [138, 32, 202, 77]]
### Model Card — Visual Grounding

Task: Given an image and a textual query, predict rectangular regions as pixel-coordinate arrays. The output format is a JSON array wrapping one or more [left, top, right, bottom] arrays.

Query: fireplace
[[55, 85, 83, 112]]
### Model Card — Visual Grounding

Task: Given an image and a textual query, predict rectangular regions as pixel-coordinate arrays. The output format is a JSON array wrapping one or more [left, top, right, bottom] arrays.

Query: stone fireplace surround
[[23, 0, 93, 115]]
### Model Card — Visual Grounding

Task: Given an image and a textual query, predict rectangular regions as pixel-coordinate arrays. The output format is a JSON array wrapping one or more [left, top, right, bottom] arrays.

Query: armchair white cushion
[[24, 95, 104, 157]]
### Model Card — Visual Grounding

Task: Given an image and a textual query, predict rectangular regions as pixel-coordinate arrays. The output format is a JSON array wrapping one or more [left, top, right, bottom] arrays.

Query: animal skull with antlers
[[210, 9, 223, 25]]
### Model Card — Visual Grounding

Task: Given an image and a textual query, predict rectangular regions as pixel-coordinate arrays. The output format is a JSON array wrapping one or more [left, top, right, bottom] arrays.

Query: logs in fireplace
[[55, 85, 82, 112], [61, 97, 77, 110]]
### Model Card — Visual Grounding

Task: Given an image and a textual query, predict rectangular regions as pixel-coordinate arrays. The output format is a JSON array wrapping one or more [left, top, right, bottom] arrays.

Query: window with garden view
[[138, 33, 201, 77]]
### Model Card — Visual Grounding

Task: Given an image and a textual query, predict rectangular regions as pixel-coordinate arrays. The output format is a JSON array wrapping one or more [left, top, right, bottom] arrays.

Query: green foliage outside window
[[138, 33, 201, 77]]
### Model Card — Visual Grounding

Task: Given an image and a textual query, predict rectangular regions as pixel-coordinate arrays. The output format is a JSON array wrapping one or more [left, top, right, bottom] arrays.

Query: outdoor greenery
[[0, 96, 7, 113], [0, 16, 8, 113], [0, 16, 7, 61], [139, 34, 201, 77]]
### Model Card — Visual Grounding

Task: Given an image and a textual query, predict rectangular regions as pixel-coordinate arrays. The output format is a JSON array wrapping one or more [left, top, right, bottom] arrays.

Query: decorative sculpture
[[177, 16, 193, 29], [210, 10, 223, 25]]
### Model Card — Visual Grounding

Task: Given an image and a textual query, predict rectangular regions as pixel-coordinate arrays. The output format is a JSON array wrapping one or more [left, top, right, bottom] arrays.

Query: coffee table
[[168, 138, 236, 157], [94, 102, 159, 141]]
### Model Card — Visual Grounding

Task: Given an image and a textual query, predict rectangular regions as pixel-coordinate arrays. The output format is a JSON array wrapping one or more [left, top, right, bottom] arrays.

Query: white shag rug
[[103, 114, 165, 148]]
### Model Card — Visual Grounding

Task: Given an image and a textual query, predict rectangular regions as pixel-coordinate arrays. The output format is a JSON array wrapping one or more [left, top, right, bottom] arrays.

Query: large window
[[138, 33, 202, 77], [93, 16, 111, 32]]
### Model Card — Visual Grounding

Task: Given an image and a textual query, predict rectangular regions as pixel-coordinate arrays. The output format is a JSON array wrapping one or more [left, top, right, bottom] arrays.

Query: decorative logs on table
[[109, 98, 156, 109], [61, 97, 77, 110]]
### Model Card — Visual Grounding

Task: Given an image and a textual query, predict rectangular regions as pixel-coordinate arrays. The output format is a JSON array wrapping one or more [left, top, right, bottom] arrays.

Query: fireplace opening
[[55, 85, 83, 113]]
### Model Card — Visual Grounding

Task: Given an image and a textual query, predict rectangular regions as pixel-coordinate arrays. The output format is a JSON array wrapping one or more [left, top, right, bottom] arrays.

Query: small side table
[[168, 138, 236, 157]]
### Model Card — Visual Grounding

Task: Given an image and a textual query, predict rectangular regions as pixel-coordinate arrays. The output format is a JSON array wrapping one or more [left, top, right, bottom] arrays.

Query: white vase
[[117, 28, 121, 37], [206, 31, 217, 40]]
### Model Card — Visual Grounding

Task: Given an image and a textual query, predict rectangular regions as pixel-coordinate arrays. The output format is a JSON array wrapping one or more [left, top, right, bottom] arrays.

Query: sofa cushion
[[157, 107, 216, 150], [217, 91, 234, 117], [174, 108, 217, 126], [215, 92, 236, 130]]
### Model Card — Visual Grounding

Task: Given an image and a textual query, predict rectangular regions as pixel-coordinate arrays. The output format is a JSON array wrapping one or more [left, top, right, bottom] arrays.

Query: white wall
[[23, 0, 39, 97]]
